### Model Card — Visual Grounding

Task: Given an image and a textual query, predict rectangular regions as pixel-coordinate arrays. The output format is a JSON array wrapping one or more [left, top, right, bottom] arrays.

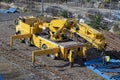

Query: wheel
[[16, 31, 25, 43], [16, 30, 21, 35], [69, 62, 73, 68], [14, 18, 19, 25], [50, 54, 56, 60], [82, 58, 87, 62], [42, 44, 49, 57], [42, 44, 56, 59], [42, 44, 47, 49], [25, 39, 31, 46]]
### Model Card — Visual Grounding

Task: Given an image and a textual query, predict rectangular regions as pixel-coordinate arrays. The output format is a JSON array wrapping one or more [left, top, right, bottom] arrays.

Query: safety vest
[[105, 56, 110, 62]]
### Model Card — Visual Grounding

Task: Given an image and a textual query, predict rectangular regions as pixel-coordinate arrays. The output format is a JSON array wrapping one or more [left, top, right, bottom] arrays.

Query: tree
[[88, 13, 106, 29], [61, 10, 69, 18], [112, 22, 120, 35]]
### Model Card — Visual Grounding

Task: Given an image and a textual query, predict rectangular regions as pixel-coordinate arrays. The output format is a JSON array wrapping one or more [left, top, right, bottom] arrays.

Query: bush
[[60, 10, 69, 18], [60, 10, 72, 18], [112, 22, 120, 36], [88, 13, 106, 29]]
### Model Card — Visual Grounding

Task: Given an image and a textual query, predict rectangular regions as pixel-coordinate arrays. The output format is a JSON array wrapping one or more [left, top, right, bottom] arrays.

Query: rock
[[109, 26, 114, 33]]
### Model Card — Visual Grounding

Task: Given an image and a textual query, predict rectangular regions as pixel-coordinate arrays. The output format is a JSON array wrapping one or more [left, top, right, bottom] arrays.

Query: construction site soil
[[0, 13, 120, 80]]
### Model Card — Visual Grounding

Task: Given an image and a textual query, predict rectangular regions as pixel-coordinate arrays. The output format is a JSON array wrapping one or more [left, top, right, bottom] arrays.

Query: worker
[[105, 56, 110, 63], [103, 55, 110, 64]]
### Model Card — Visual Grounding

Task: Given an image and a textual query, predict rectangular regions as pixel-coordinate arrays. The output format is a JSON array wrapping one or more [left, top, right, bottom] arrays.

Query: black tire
[[69, 62, 73, 68], [16, 30, 21, 35], [16, 31, 25, 43], [42, 44, 47, 49], [42, 44, 56, 59], [42, 44, 49, 57], [82, 58, 87, 62], [14, 19, 19, 25], [50, 54, 56, 60], [25, 39, 31, 46]]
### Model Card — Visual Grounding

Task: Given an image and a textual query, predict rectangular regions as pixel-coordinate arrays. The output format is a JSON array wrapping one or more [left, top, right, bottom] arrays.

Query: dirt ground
[[0, 13, 105, 80], [0, 56, 35, 80]]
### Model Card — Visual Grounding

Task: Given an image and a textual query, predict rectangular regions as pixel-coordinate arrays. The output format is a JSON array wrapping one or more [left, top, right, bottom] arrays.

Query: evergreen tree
[[88, 13, 106, 29]]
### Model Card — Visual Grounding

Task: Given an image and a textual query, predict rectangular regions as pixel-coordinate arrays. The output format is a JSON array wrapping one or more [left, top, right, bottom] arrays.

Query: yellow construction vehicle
[[10, 16, 106, 67]]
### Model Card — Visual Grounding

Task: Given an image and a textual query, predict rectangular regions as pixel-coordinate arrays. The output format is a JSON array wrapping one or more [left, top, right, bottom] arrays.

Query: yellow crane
[[10, 16, 106, 67]]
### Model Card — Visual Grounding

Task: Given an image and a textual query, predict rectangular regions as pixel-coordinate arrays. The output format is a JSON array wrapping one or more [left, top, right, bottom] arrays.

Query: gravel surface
[[0, 56, 40, 80]]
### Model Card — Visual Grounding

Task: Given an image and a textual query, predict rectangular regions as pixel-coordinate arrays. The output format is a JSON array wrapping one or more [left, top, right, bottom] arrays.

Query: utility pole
[[110, 0, 111, 12], [109, 0, 111, 28], [41, 0, 44, 15], [109, 0, 111, 19]]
